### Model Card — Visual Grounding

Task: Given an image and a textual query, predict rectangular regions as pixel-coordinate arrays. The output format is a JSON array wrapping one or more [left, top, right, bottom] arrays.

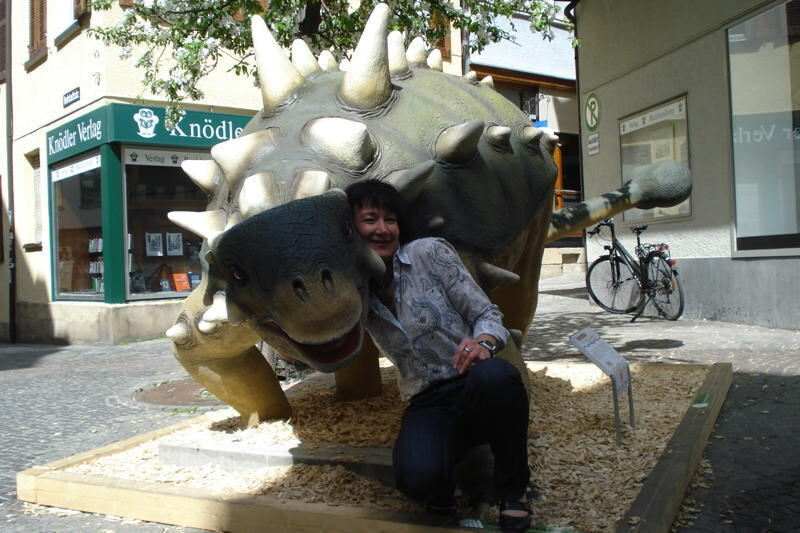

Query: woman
[[346, 180, 533, 532]]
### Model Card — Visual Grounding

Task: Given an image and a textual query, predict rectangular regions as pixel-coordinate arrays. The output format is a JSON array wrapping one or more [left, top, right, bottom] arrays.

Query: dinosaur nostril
[[292, 278, 310, 302], [321, 269, 335, 295]]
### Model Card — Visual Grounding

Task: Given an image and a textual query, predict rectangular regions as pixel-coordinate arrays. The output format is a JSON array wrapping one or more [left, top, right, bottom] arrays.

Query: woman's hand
[[453, 335, 496, 374]]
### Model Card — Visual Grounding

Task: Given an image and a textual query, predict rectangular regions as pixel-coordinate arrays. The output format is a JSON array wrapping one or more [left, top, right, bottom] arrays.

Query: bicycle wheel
[[645, 254, 684, 320], [586, 256, 643, 313]]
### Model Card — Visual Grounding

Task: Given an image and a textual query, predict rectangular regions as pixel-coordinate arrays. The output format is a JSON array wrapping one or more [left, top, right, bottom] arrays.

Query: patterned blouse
[[365, 237, 509, 401]]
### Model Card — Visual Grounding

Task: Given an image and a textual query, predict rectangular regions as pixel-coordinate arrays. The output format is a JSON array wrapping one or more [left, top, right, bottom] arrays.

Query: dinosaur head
[[206, 189, 385, 372]]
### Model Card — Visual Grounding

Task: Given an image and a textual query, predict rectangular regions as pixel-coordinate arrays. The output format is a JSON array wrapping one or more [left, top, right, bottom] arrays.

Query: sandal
[[498, 499, 532, 533]]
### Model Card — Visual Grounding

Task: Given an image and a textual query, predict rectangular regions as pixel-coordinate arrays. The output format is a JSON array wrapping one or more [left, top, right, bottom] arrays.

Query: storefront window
[[729, 1, 800, 251], [52, 153, 104, 299], [123, 147, 208, 299], [619, 96, 691, 222]]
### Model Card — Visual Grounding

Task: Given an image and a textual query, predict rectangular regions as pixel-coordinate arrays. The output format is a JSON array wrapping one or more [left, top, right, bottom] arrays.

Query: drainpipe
[[4, 0, 16, 343]]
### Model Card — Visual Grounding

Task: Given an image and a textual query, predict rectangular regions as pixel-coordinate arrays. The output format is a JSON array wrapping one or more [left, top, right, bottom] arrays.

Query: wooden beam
[[469, 64, 576, 92]]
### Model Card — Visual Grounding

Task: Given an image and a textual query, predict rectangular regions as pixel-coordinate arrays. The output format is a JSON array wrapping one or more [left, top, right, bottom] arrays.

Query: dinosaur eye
[[230, 265, 247, 283]]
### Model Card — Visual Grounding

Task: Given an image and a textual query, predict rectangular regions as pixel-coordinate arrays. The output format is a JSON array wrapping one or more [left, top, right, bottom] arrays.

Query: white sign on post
[[569, 327, 635, 445], [569, 327, 629, 396]]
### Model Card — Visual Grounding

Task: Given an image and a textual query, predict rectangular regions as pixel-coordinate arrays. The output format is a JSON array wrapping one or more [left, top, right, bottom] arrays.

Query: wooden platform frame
[[17, 363, 732, 533]]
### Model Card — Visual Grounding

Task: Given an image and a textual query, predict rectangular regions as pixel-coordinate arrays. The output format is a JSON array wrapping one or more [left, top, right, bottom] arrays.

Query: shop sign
[[587, 132, 599, 156], [46, 107, 107, 161], [46, 104, 254, 164], [63, 87, 81, 108], [110, 103, 251, 148]]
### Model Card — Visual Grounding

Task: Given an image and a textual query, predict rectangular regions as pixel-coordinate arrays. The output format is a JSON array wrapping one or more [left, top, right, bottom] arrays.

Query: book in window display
[[166, 232, 183, 256], [145, 232, 164, 256]]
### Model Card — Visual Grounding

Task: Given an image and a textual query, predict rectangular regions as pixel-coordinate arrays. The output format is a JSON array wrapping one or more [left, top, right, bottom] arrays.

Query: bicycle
[[585, 218, 684, 320]]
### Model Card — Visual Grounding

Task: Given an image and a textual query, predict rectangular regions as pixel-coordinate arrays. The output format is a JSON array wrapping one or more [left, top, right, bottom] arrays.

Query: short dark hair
[[345, 180, 410, 243]]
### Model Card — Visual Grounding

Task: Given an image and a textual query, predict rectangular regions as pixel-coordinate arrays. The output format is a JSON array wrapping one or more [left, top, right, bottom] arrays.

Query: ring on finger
[[463, 347, 471, 353]]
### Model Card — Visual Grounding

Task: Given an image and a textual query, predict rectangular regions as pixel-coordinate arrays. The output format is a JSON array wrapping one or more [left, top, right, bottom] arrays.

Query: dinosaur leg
[[334, 334, 382, 401], [168, 287, 291, 426], [492, 202, 552, 337]]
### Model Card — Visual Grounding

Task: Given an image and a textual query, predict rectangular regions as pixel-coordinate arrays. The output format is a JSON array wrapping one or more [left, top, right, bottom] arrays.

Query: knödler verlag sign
[[46, 104, 252, 164]]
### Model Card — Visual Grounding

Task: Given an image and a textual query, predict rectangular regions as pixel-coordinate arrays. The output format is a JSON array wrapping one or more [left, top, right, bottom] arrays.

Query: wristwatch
[[477, 339, 497, 357]]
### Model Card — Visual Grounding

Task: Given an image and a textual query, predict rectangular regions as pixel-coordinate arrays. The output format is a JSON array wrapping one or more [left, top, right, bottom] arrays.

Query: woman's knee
[[469, 358, 523, 389], [393, 447, 453, 502]]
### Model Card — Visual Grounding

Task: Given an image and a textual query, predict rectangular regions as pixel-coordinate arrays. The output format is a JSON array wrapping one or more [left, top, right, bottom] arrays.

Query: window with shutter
[[74, 0, 89, 19], [28, 0, 47, 66], [430, 14, 451, 60]]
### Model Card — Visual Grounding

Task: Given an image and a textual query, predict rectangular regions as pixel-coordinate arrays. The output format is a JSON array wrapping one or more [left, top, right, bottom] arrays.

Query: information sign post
[[569, 327, 635, 446]]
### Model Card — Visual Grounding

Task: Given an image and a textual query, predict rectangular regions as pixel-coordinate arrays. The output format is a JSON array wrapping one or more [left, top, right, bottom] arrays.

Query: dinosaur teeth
[[486, 125, 512, 146], [477, 261, 520, 292], [211, 128, 279, 188], [388, 31, 410, 75], [251, 15, 305, 113], [238, 172, 275, 219], [479, 75, 494, 88], [385, 160, 436, 202], [291, 38, 322, 77], [406, 37, 427, 67], [435, 120, 485, 164], [166, 321, 190, 344], [339, 3, 392, 110], [294, 170, 331, 199], [303, 118, 376, 170], [168, 209, 227, 240], [181, 159, 220, 195], [318, 50, 338, 71], [427, 49, 443, 71], [463, 71, 478, 84]]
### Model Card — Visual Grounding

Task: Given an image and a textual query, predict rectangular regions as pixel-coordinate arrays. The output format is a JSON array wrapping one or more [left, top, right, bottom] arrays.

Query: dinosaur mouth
[[258, 319, 363, 370], [300, 324, 363, 365]]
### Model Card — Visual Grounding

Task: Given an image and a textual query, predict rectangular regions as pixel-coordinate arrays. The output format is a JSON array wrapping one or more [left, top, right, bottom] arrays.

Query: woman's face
[[353, 203, 400, 262]]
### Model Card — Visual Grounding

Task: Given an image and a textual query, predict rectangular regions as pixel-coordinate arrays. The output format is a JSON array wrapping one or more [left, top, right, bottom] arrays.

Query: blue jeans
[[392, 358, 530, 506]]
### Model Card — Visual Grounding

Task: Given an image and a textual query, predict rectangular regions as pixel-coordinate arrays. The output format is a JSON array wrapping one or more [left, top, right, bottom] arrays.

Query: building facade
[[575, 0, 800, 329]]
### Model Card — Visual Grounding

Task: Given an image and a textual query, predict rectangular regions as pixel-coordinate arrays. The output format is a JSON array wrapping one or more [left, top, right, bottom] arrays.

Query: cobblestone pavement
[[1, 274, 798, 531]]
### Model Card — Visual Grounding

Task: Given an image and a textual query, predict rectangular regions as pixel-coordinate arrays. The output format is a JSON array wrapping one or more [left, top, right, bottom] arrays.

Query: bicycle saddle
[[631, 224, 648, 233]]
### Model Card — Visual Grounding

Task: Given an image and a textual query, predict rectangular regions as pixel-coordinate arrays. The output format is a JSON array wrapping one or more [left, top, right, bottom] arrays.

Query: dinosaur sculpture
[[165, 4, 692, 426]]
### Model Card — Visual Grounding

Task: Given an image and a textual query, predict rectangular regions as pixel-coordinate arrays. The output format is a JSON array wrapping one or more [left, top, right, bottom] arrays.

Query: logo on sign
[[133, 108, 160, 138]]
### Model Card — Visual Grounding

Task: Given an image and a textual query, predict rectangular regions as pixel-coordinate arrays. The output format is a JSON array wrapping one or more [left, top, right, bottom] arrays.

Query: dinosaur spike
[[168, 209, 227, 240], [303, 118, 376, 170], [477, 261, 520, 292], [388, 31, 410, 75], [358, 245, 386, 280], [225, 211, 243, 230], [427, 49, 443, 71], [406, 37, 427, 67], [479, 75, 494, 88], [294, 170, 331, 199], [522, 126, 544, 149], [203, 292, 229, 323], [166, 321, 190, 344], [509, 329, 523, 349], [385, 160, 436, 202], [435, 120, 485, 163], [226, 299, 248, 326], [181, 159, 220, 195], [541, 128, 559, 154], [238, 172, 275, 219], [486, 125, 512, 146], [198, 319, 221, 334], [211, 128, 279, 187], [339, 3, 392, 110], [463, 71, 478, 84], [251, 15, 305, 113], [339, 58, 350, 71], [291, 38, 321, 77], [427, 215, 445, 230], [318, 50, 338, 71]]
